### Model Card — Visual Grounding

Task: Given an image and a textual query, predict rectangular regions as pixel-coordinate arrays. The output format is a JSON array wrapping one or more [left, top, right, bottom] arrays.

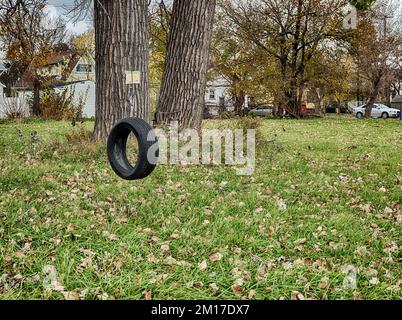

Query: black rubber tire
[[107, 118, 159, 180], [381, 112, 389, 119], [356, 112, 363, 119]]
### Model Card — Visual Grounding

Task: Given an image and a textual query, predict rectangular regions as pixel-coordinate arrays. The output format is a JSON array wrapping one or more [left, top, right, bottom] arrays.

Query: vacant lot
[[0, 116, 401, 300]]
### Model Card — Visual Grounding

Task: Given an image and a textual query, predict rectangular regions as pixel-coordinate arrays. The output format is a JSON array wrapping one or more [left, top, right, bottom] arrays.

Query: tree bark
[[32, 80, 41, 117], [156, 0, 216, 128], [234, 90, 245, 116], [93, 0, 150, 141], [365, 76, 382, 118]]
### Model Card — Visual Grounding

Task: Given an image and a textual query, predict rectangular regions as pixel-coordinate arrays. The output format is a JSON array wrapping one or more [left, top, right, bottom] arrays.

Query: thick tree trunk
[[365, 79, 381, 118], [93, 0, 150, 141], [32, 80, 41, 117], [285, 86, 300, 118], [156, 0, 216, 128], [234, 91, 245, 116]]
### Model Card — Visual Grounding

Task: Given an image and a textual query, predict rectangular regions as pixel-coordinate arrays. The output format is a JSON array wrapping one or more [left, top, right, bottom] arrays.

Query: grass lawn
[[0, 116, 401, 300]]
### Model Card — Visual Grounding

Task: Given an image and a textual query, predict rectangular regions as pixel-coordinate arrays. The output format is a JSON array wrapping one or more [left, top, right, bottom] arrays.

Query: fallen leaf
[[294, 238, 307, 245], [199, 260, 208, 272], [361, 203, 372, 214], [267, 226, 276, 236], [161, 244, 170, 254], [291, 291, 305, 300], [63, 291, 80, 300], [209, 252, 223, 262], [148, 236, 161, 244], [232, 284, 244, 296], [318, 277, 330, 289], [103, 231, 119, 241], [209, 283, 219, 293], [118, 216, 128, 224], [144, 291, 152, 300], [248, 289, 256, 299]]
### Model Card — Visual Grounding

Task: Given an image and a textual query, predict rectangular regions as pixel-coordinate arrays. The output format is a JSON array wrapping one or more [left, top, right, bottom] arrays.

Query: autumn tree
[[155, 0, 217, 128], [300, 47, 352, 114], [0, 0, 66, 116], [69, 29, 95, 61], [350, 0, 402, 117], [212, 5, 289, 116], [219, 0, 353, 117]]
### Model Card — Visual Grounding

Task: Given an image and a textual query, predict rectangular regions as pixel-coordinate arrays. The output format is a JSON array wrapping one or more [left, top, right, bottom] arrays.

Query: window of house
[[76, 64, 93, 73], [209, 89, 216, 100]]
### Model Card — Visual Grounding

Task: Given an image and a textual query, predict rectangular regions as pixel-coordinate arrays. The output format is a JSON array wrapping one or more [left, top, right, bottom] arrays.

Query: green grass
[[0, 116, 401, 300]]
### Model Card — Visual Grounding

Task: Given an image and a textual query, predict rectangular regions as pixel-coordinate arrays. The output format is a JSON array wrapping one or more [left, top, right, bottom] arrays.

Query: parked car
[[325, 103, 350, 114], [353, 104, 401, 119], [249, 105, 273, 117]]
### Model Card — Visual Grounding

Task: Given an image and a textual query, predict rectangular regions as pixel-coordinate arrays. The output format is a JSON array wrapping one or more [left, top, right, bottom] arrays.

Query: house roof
[[14, 51, 81, 90], [391, 95, 402, 103]]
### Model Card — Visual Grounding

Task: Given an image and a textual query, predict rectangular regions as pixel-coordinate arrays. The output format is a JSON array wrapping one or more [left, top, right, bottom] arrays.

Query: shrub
[[35, 86, 87, 121]]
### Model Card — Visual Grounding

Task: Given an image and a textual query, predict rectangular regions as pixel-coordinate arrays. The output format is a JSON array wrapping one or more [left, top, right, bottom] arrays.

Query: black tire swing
[[107, 118, 159, 180]]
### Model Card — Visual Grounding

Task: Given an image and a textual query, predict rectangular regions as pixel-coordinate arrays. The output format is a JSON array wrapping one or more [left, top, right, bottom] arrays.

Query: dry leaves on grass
[[160, 244, 170, 255], [199, 260, 208, 272], [291, 291, 305, 300], [209, 252, 223, 262], [248, 289, 256, 300], [267, 226, 276, 236], [209, 283, 219, 294], [294, 238, 307, 246], [232, 284, 244, 296]]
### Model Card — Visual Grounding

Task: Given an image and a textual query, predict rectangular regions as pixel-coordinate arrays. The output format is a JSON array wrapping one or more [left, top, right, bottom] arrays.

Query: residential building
[[13, 50, 96, 118], [204, 76, 233, 117]]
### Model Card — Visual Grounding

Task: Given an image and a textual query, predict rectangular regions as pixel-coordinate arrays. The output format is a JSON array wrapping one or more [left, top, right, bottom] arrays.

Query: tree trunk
[[156, 0, 216, 128], [32, 80, 41, 117], [234, 91, 245, 116], [93, 0, 150, 141], [365, 79, 381, 118]]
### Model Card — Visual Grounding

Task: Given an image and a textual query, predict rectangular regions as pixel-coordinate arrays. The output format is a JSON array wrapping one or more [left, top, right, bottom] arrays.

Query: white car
[[353, 104, 400, 119], [249, 105, 273, 117]]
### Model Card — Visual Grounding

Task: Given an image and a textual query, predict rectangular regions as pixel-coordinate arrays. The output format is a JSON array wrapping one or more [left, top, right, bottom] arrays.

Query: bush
[[36, 86, 87, 121]]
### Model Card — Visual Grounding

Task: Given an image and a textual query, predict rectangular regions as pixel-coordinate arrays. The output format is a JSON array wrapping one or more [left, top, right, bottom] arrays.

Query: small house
[[204, 76, 232, 117], [13, 50, 96, 118]]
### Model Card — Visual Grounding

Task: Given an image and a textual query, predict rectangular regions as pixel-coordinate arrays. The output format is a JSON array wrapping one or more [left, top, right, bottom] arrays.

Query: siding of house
[[64, 57, 96, 118], [0, 95, 30, 119], [205, 77, 230, 106], [68, 57, 96, 82], [73, 81, 96, 118]]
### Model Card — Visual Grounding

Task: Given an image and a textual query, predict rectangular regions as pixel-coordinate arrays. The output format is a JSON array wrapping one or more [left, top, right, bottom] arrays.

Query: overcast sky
[[43, 0, 402, 36], [47, 0, 92, 35]]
